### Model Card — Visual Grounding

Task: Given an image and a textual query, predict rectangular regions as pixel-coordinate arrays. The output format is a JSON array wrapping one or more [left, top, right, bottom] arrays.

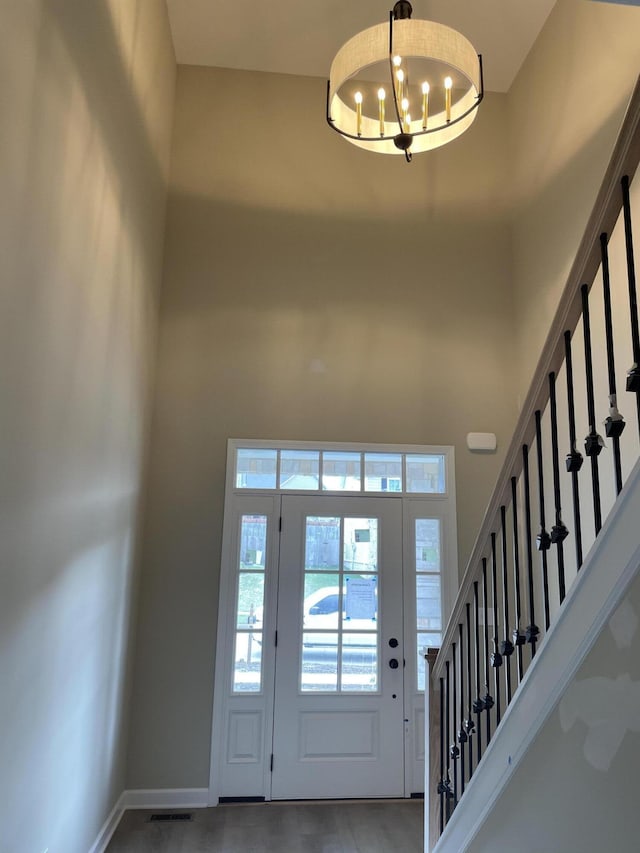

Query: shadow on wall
[[169, 65, 512, 222], [2, 516, 137, 846], [1, 0, 171, 307], [45, 0, 170, 225], [511, 97, 640, 391], [1, 0, 173, 851], [159, 190, 516, 445]]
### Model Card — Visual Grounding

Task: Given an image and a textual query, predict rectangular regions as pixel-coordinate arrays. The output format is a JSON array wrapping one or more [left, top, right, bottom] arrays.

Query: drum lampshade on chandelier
[[326, 1, 483, 162]]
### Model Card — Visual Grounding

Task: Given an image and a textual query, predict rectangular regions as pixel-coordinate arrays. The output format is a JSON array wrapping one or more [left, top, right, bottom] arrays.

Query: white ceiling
[[166, 0, 557, 93]]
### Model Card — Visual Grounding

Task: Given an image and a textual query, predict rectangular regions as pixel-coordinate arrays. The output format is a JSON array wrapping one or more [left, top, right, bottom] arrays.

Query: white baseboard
[[121, 787, 210, 810], [88, 792, 126, 853], [88, 788, 210, 852]]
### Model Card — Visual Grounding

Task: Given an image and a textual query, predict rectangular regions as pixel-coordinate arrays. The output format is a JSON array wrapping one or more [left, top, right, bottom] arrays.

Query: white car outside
[[235, 585, 378, 663]]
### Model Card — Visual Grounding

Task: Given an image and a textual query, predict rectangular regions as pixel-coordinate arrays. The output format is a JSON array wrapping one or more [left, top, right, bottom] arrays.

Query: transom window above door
[[233, 444, 448, 495]]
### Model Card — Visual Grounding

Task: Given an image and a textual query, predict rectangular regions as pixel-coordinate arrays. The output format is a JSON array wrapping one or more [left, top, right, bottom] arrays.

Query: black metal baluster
[[534, 410, 551, 630], [473, 580, 483, 766], [510, 477, 525, 681], [451, 642, 458, 806], [482, 558, 493, 743], [465, 602, 475, 778], [439, 675, 445, 833], [621, 175, 640, 430], [499, 506, 513, 704], [549, 372, 568, 603], [601, 232, 626, 494], [490, 533, 502, 727], [458, 624, 466, 796], [445, 660, 451, 822], [523, 445, 540, 655], [581, 283, 604, 535], [564, 330, 584, 569]]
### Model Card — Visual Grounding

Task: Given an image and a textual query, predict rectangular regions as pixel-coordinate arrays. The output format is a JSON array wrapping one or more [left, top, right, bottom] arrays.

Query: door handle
[[388, 638, 399, 648], [389, 658, 399, 669]]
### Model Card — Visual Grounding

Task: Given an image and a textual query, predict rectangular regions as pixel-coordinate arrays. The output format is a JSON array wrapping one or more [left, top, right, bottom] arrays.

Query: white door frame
[[208, 440, 458, 805]]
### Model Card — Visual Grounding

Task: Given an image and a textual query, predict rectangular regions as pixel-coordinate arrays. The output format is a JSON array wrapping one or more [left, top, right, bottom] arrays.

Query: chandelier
[[326, 1, 483, 162]]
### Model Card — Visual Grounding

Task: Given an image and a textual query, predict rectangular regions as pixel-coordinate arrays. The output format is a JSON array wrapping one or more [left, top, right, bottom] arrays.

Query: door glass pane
[[364, 452, 402, 492], [406, 454, 446, 493], [415, 519, 442, 691], [233, 631, 263, 692], [415, 518, 441, 571], [322, 451, 362, 491], [236, 573, 265, 629], [416, 575, 442, 631], [300, 515, 381, 694], [417, 633, 441, 691], [239, 514, 268, 569], [236, 449, 277, 489], [341, 633, 378, 691], [305, 517, 340, 569], [233, 514, 268, 694], [301, 634, 338, 691], [280, 449, 320, 490], [304, 573, 340, 631], [344, 518, 378, 572]]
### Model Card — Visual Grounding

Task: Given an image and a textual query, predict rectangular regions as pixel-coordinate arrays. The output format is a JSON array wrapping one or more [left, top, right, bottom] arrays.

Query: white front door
[[270, 495, 405, 799]]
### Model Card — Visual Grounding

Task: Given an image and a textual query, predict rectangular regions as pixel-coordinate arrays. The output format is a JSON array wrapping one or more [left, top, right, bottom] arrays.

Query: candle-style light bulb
[[405, 112, 411, 133], [421, 81, 430, 130], [444, 76, 452, 122], [378, 88, 386, 136], [393, 55, 402, 67], [355, 91, 363, 136], [396, 68, 404, 104], [401, 97, 409, 133]]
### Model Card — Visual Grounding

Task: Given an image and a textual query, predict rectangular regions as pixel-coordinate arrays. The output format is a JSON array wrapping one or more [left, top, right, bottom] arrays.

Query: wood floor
[[107, 799, 424, 852]]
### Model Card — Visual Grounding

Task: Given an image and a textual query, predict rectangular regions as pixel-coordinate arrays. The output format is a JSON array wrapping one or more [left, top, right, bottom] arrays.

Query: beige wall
[[508, 0, 640, 392], [126, 65, 517, 787], [0, 2, 175, 850]]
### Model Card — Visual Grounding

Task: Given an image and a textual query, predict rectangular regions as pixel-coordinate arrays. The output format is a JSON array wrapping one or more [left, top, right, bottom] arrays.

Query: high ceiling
[[166, 0, 557, 93]]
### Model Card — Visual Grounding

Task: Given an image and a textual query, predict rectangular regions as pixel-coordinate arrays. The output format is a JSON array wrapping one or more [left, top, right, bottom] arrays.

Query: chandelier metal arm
[[391, 0, 412, 160], [388, 58, 412, 160], [388, 12, 405, 134]]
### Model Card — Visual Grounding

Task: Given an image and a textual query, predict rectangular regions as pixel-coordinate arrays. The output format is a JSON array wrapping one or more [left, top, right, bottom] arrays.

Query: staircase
[[428, 78, 640, 852]]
